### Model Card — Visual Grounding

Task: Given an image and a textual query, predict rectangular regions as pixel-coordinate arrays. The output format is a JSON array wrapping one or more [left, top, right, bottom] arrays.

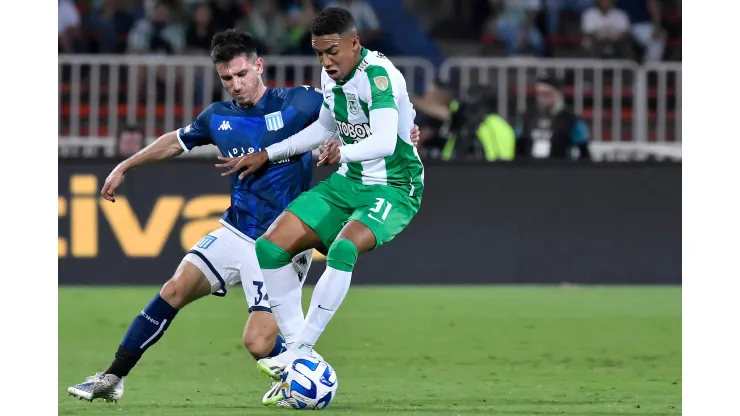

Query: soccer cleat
[[257, 356, 291, 382], [257, 346, 323, 381], [67, 372, 125, 402], [262, 381, 287, 406]]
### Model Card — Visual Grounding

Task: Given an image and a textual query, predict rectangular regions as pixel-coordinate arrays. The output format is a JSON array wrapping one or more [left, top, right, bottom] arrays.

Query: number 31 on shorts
[[368, 198, 392, 223]]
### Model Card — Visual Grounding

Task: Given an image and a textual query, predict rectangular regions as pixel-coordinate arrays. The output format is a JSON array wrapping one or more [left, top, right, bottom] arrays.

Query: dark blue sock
[[106, 294, 179, 377], [266, 333, 287, 358]]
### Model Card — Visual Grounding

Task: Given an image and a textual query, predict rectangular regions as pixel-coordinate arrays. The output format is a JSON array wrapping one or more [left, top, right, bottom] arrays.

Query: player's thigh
[[348, 187, 422, 249], [182, 228, 245, 297], [277, 175, 353, 250]]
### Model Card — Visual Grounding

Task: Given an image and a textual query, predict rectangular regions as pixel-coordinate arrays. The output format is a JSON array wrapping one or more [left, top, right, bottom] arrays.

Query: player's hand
[[410, 124, 421, 147], [216, 151, 269, 180], [101, 167, 125, 203], [318, 140, 341, 166]]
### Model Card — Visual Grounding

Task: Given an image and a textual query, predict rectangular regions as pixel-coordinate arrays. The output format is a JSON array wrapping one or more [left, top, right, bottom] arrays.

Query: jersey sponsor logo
[[264, 111, 285, 131], [373, 76, 389, 91], [218, 120, 232, 131], [227, 146, 291, 164], [196, 235, 217, 249], [336, 120, 371, 141], [346, 93, 360, 115], [376, 52, 387, 59], [357, 60, 369, 72]]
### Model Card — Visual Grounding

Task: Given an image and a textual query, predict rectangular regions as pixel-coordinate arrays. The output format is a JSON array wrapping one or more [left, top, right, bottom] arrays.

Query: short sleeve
[[177, 106, 214, 152], [293, 86, 324, 127], [365, 65, 397, 112]]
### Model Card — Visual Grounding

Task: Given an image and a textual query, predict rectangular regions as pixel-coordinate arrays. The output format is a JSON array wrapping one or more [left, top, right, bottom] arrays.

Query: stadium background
[[58, 0, 681, 414]]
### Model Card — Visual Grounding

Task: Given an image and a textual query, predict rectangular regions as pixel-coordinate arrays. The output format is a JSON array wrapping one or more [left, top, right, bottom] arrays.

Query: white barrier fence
[[59, 55, 680, 160]]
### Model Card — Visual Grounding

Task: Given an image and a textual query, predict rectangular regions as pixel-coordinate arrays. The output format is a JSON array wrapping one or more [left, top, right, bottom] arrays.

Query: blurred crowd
[[486, 0, 680, 62], [59, 0, 382, 56], [59, 0, 681, 163], [425, 0, 681, 62]]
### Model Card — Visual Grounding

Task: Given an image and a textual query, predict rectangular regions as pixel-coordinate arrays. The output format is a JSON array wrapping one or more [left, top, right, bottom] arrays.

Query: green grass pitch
[[59, 286, 681, 415]]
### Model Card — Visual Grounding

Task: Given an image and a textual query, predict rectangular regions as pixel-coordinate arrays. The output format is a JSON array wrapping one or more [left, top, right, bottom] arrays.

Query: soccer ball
[[278, 356, 338, 410]]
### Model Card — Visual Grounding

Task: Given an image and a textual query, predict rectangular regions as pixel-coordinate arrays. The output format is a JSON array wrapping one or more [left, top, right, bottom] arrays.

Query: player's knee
[[326, 239, 359, 272], [255, 237, 293, 269], [159, 279, 187, 309], [242, 327, 275, 359], [160, 265, 210, 309]]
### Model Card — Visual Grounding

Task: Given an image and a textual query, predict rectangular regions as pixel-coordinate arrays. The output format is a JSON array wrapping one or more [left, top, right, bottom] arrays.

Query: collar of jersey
[[337, 47, 369, 85], [231, 88, 271, 111]]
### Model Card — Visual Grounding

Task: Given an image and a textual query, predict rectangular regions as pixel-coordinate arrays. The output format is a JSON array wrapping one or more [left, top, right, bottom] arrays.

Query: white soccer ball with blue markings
[[278, 356, 338, 410]]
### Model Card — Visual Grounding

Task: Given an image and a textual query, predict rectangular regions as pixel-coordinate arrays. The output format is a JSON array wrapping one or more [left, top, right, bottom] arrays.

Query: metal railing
[[439, 58, 642, 143], [59, 54, 680, 157]]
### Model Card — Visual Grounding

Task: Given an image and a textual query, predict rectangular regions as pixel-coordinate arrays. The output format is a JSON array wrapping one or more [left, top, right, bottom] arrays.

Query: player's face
[[535, 83, 560, 110], [312, 33, 360, 80], [216, 54, 264, 106]]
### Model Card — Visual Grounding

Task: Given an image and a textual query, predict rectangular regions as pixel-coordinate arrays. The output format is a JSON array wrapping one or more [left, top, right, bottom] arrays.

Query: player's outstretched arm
[[101, 131, 183, 202]]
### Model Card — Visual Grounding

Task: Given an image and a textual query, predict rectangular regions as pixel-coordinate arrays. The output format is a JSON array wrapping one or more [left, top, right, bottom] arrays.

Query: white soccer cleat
[[257, 356, 292, 382], [262, 381, 286, 406], [257, 346, 324, 381], [67, 372, 125, 402], [262, 381, 299, 408]]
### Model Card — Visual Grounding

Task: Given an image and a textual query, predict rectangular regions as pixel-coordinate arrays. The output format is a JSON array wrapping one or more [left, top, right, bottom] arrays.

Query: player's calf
[[255, 237, 307, 344], [68, 262, 212, 402], [242, 311, 287, 359]]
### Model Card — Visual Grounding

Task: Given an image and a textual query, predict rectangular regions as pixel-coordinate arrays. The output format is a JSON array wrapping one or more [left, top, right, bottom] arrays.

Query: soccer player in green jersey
[[218, 7, 424, 404]]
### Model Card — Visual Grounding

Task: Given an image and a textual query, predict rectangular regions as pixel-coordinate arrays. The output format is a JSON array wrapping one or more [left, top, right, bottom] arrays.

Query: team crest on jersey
[[264, 111, 284, 131], [373, 76, 389, 91], [346, 93, 360, 115]]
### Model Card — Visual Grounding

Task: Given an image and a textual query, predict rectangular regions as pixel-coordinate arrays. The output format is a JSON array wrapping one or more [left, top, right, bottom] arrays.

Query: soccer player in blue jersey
[[67, 29, 420, 403]]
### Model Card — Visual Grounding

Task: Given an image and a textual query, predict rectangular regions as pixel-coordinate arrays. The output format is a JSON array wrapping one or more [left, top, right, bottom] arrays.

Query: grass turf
[[59, 285, 681, 415]]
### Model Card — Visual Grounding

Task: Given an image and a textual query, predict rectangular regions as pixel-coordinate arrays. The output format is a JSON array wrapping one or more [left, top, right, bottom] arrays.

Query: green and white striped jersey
[[322, 48, 424, 196]]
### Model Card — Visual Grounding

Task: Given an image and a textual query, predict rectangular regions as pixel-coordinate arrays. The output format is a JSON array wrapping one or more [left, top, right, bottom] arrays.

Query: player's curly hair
[[210, 29, 258, 63], [311, 7, 356, 36]]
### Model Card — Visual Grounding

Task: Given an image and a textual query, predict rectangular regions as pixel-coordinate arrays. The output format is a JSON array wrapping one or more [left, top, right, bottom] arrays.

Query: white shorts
[[182, 227, 313, 313]]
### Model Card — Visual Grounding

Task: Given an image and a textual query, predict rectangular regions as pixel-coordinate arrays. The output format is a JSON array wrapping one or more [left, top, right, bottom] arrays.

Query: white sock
[[262, 264, 304, 344], [298, 266, 352, 351]]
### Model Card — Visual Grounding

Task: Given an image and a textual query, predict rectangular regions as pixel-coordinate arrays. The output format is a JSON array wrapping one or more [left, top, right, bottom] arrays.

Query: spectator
[[128, 1, 185, 55], [283, 0, 317, 55], [89, 0, 137, 54], [581, 0, 631, 59], [617, 0, 666, 62], [59, 0, 82, 53], [117, 125, 145, 157], [441, 85, 515, 162], [488, 0, 545, 56], [325, 0, 382, 49], [210, 0, 245, 32], [409, 81, 456, 158], [515, 73, 591, 160], [242, 0, 290, 55], [186, 2, 218, 54], [544, 0, 594, 35]]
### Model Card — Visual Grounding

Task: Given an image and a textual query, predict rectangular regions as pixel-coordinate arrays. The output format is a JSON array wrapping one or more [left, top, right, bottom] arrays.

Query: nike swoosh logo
[[318, 304, 333, 312], [367, 213, 384, 223]]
